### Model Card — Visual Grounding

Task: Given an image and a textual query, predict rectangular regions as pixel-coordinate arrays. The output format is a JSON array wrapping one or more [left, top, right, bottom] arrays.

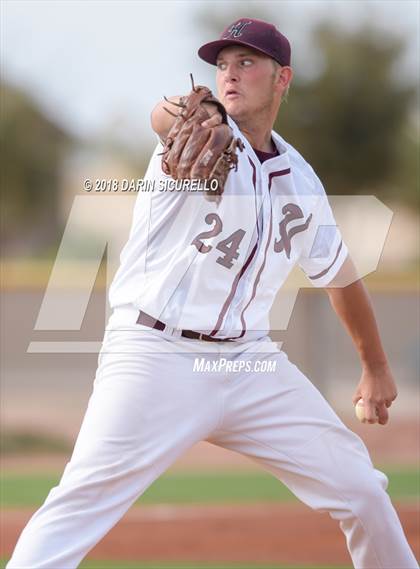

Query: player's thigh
[[209, 350, 386, 509], [67, 328, 221, 473], [213, 349, 346, 450]]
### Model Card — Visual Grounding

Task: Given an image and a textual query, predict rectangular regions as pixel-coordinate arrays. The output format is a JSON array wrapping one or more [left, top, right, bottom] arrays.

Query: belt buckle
[[163, 325, 182, 338]]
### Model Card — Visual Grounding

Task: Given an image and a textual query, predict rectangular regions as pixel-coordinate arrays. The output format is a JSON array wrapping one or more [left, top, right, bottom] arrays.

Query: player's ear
[[278, 66, 293, 90], [272, 64, 292, 99]]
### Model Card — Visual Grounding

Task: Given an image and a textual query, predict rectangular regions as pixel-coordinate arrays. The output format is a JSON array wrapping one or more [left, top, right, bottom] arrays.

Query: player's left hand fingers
[[201, 113, 222, 128]]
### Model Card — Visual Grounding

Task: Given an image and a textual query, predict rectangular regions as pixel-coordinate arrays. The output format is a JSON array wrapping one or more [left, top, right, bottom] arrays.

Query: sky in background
[[1, 0, 419, 149]]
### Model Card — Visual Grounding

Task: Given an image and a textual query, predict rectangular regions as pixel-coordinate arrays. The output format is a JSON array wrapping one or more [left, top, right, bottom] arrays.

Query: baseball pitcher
[[7, 17, 418, 569]]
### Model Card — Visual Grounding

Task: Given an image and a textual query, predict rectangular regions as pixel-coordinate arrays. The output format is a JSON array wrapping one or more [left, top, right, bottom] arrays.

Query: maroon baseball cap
[[198, 18, 291, 67]]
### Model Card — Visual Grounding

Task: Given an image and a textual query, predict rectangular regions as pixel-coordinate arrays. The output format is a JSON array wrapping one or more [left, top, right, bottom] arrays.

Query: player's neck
[[233, 101, 279, 152], [237, 122, 275, 153]]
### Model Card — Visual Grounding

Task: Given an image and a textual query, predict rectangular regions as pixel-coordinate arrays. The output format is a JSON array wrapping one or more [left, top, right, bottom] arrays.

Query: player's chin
[[223, 100, 246, 120]]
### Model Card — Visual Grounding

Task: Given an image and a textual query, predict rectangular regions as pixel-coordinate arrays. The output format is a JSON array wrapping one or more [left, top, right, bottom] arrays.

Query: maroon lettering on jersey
[[274, 203, 312, 259]]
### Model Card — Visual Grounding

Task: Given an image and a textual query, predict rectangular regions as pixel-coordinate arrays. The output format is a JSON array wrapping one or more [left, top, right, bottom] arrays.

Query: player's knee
[[345, 472, 391, 520], [373, 468, 389, 492]]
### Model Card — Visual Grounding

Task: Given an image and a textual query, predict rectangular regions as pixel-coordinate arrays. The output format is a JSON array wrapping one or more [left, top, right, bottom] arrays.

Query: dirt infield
[[2, 503, 419, 565]]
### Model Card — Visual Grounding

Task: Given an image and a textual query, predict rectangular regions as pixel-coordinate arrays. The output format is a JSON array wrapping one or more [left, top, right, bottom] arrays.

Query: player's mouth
[[225, 90, 241, 99]]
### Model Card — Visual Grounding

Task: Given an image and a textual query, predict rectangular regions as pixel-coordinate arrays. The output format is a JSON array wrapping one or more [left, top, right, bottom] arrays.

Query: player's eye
[[217, 62, 227, 71], [240, 59, 253, 67]]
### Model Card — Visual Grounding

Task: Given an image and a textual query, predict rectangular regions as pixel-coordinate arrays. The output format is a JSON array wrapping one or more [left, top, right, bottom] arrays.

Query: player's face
[[216, 46, 283, 122]]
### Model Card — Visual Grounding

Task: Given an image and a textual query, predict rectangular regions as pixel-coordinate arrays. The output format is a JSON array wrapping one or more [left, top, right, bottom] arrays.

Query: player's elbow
[[150, 102, 167, 140]]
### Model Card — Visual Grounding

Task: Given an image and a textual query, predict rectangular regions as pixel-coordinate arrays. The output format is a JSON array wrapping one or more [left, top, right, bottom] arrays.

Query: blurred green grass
[[1, 431, 72, 455], [1, 469, 418, 508]]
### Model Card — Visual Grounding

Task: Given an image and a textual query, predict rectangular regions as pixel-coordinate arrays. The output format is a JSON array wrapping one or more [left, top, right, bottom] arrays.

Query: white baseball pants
[[7, 311, 419, 569]]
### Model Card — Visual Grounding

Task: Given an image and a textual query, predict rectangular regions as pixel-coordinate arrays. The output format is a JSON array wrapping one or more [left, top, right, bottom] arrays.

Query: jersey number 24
[[191, 205, 312, 269]]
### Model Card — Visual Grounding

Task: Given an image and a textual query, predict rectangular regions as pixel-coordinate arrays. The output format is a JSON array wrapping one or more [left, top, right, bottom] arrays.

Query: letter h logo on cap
[[223, 21, 252, 39]]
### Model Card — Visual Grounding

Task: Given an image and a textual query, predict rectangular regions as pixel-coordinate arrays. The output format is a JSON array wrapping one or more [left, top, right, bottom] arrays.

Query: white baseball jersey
[[109, 117, 348, 339]]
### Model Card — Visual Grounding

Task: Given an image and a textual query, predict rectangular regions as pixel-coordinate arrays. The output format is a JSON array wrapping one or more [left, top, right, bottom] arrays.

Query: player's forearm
[[326, 280, 389, 372], [150, 96, 182, 142]]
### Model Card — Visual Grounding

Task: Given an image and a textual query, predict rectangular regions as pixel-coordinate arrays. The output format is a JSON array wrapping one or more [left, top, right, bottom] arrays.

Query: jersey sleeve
[[142, 140, 171, 181], [298, 174, 348, 287]]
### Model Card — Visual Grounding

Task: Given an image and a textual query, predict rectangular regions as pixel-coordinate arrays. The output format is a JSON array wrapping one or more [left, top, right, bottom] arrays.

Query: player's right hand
[[352, 364, 398, 426]]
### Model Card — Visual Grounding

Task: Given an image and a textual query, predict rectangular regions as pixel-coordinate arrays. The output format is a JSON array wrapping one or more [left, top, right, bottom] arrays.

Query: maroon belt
[[136, 311, 232, 342]]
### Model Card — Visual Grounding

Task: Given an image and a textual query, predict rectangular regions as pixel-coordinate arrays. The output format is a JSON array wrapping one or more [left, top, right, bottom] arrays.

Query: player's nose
[[223, 63, 240, 83]]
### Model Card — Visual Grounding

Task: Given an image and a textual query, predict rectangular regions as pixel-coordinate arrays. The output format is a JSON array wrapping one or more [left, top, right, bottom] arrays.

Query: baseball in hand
[[355, 399, 377, 423]]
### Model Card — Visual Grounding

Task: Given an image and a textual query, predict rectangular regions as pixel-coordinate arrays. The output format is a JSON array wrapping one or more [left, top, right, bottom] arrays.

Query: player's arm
[[325, 256, 397, 426], [150, 96, 223, 143], [151, 96, 182, 143]]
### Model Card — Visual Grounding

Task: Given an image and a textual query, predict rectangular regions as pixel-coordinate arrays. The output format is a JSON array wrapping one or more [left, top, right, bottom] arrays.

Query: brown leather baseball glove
[[160, 75, 243, 201]]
